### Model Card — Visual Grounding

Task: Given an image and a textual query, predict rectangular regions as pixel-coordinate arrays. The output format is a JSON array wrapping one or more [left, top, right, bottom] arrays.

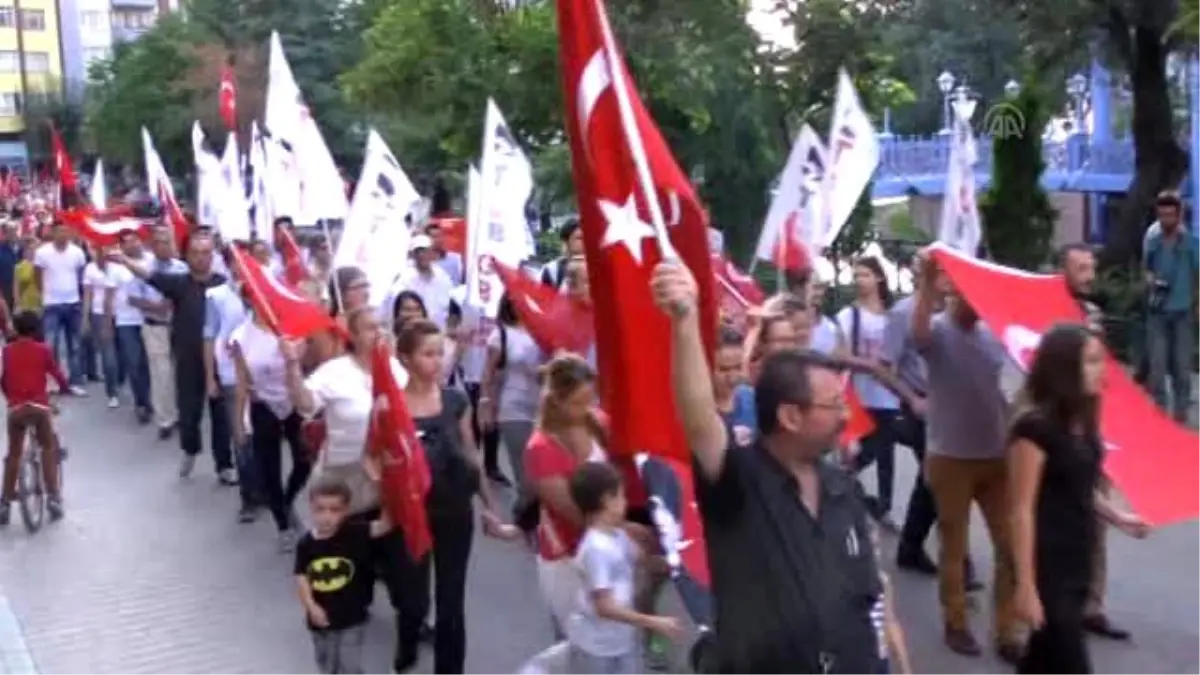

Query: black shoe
[[895, 547, 937, 575], [237, 505, 259, 523], [1083, 613, 1131, 640], [419, 621, 434, 642], [136, 408, 152, 425], [157, 424, 175, 440], [996, 641, 1024, 665]]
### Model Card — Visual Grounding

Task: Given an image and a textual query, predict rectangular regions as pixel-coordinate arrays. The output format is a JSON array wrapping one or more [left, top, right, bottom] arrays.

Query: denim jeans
[[86, 323, 119, 399], [42, 303, 82, 385], [222, 385, 259, 507], [1147, 311, 1194, 422], [115, 325, 151, 411]]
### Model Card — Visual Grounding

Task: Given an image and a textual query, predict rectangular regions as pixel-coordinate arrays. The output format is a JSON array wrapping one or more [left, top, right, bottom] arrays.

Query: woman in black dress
[[1009, 324, 1150, 674]]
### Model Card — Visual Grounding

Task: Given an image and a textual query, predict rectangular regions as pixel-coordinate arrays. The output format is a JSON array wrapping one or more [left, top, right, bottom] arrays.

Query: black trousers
[[1018, 593, 1092, 674], [464, 382, 501, 475], [249, 401, 311, 531], [356, 499, 475, 674], [855, 408, 899, 513], [894, 406, 937, 553], [176, 351, 232, 470]]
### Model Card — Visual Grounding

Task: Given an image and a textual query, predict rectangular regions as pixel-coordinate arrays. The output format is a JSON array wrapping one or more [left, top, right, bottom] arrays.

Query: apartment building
[[0, 0, 65, 168], [58, 0, 173, 99]]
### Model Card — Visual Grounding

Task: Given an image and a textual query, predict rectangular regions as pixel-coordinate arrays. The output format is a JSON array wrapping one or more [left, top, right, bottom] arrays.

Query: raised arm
[[911, 253, 940, 348], [651, 261, 728, 481]]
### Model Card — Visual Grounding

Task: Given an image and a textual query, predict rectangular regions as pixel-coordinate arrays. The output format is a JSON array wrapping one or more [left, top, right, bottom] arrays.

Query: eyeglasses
[[808, 399, 848, 413]]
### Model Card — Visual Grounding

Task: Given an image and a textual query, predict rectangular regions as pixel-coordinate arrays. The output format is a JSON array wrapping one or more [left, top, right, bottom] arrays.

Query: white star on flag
[[599, 193, 655, 264]]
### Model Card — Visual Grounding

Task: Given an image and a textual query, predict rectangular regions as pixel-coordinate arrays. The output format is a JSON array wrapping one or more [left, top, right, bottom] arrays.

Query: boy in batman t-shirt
[[294, 478, 391, 674]]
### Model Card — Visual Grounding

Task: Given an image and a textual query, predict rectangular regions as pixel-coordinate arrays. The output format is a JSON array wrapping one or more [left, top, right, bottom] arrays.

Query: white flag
[[336, 128, 421, 306], [217, 132, 252, 242], [264, 30, 347, 224], [821, 69, 880, 249], [937, 98, 982, 256], [141, 127, 173, 203], [755, 124, 828, 264], [191, 122, 224, 228], [466, 99, 536, 316], [89, 159, 107, 210], [248, 121, 274, 244]]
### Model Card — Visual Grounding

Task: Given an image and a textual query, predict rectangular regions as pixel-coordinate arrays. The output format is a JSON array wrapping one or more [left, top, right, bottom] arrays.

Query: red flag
[[276, 227, 309, 286], [157, 178, 190, 253], [429, 216, 466, 255], [839, 378, 876, 446], [636, 453, 712, 623], [557, 0, 718, 462], [59, 205, 149, 247], [930, 243, 1200, 526], [48, 124, 79, 205], [219, 63, 237, 131], [771, 211, 813, 274], [367, 341, 433, 561], [229, 245, 341, 339], [493, 260, 594, 355]]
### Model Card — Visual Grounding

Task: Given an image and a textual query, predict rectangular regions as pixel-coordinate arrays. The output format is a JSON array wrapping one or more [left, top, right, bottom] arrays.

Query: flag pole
[[593, 0, 676, 262]]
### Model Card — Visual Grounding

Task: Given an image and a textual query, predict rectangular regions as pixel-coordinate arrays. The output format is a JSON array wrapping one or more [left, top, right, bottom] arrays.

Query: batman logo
[[308, 556, 355, 593]]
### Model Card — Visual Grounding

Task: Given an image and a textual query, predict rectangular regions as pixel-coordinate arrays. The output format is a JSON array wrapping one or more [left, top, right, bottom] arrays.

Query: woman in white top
[[231, 310, 311, 548], [479, 293, 545, 496], [81, 251, 119, 405], [835, 256, 901, 524]]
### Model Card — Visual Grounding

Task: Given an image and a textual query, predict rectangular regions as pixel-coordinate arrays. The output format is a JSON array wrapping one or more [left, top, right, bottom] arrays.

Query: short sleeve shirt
[[293, 521, 375, 630], [524, 430, 607, 561]]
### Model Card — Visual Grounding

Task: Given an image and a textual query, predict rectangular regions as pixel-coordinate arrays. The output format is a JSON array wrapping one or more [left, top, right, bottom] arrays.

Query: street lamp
[[1004, 79, 1021, 98], [937, 70, 956, 134], [1066, 72, 1088, 133]]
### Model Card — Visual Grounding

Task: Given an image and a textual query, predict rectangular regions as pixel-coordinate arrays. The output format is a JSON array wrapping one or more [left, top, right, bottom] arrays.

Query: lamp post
[[1004, 79, 1021, 98], [1067, 72, 1088, 134], [937, 70, 956, 134]]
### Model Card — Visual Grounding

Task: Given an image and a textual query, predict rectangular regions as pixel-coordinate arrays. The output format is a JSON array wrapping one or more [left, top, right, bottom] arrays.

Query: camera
[[1148, 278, 1172, 311]]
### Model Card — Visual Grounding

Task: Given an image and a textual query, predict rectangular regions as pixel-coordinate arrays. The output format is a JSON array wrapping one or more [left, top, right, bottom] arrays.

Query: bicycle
[[15, 404, 64, 533]]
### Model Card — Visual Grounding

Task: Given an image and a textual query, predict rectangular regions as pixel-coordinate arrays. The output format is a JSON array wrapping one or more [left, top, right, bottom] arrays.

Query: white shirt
[[82, 262, 116, 316], [810, 315, 841, 355], [487, 324, 544, 423], [836, 305, 900, 410], [34, 242, 86, 305], [305, 354, 409, 466], [109, 265, 144, 326], [203, 284, 248, 386], [390, 264, 455, 330], [232, 320, 292, 418], [567, 527, 638, 657]]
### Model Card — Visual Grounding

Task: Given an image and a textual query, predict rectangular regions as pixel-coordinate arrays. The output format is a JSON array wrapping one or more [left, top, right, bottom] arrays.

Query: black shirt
[[1009, 411, 1101, 603], [414, 388, 477, 511], [293, 521, 375, 630], [696, 439, 882, 674], [147, 270, 226, 355]]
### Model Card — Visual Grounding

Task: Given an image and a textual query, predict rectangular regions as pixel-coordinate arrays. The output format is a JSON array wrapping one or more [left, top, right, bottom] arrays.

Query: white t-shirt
[[810, 315, 841, 355], [487, 324, 544, 423], [109, 264, 144, 326], [233, 320, 291, 418], [836, 304, 900, 410], [305, 354, 409, 466], [567, 527, 638, 657], [391, 264, 455, 330], [34, 242, 86, 306], [203, 284, 248, 386], [82, 262, 117, 316]]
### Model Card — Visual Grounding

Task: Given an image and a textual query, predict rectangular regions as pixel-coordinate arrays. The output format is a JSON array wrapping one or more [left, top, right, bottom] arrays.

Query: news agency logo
[[981, 102, 1026, 140]]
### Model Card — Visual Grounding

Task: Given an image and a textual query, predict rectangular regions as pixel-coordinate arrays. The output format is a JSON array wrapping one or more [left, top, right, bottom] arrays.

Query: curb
[[0, 591, 36, 675]]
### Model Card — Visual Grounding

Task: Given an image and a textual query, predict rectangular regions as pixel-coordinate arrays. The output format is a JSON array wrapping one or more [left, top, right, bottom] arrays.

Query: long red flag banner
[[930, 243, 1199, 526]]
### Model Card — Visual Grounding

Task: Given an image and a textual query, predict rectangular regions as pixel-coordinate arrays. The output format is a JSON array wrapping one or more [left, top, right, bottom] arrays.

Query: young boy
[[566, 462, 680, 674], [293, 479, 391, 675], [0, 310, 69, 525]]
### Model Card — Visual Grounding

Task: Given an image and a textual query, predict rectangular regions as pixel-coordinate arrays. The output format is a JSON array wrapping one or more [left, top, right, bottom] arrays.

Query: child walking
[[566, 462, 681, 674], [294, 478, 391, 674]]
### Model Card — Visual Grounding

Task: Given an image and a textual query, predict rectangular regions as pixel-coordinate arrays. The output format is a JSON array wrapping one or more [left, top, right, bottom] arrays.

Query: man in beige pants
[[128, 228, 187, 438]]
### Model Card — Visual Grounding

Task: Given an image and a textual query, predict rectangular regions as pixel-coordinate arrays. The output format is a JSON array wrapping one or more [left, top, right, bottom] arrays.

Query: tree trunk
[[1103, 25, 1189, 267]]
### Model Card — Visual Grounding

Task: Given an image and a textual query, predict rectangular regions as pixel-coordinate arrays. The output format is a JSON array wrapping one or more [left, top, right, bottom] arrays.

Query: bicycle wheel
[[17, 428, 44, 533]]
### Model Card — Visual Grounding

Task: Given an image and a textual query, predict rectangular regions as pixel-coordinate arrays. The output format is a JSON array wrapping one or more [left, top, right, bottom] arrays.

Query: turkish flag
[[556, 0, 717, 462], [429, 216, 466, 255], [930, 243, 1200, 526], [229, 245, 341, 339], [771, 211, 813, 274], [219, 63, 237, 131], [48, 124, 79, 206], [367, 340, 433, 561], [840, 378, 876, 446], [711, 253, 765, 332], [275, 226, 309, 286], [493, 260, 594, 355], [59, 206, 150, 247], [156, 178, 190, 253]]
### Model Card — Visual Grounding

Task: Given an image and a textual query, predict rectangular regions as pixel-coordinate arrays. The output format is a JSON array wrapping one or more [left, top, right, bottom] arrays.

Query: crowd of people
[[0, 186, 1187, 675]]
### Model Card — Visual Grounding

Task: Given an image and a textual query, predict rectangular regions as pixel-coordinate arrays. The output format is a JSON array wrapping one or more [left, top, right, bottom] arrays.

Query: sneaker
[[107, 397, 120, 409], [0, 502, 10, 526], [278, 528, 297, 553], [179, 454, 197, 478], [47, 497, 64, 522], [69, 385, 87, 397], [237, 504, 259, 523], [217, 468, 238, 486], [136, 407, 152, 425]]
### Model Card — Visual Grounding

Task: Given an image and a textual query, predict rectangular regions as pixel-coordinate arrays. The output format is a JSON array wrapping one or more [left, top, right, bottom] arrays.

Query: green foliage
[[23, 83, 86, 160], [979, 82, 1057, 270]]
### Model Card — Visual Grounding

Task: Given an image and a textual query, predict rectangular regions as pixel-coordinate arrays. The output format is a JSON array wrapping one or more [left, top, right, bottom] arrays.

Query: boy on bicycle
[[0, 310, 69, 525]]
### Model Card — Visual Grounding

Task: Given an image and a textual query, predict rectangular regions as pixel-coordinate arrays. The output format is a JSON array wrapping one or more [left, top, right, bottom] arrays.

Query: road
[[0, 393, 1196, 674]]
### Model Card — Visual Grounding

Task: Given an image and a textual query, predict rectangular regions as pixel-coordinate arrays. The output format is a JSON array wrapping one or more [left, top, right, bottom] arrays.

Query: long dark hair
[[854, 256, 893, 308], [392, 290, 428, 336], [1020, 323, 1100, 435]]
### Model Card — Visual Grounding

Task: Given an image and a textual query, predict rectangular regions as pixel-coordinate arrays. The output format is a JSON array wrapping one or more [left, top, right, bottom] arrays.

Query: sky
[[745, 0, 797, 51]]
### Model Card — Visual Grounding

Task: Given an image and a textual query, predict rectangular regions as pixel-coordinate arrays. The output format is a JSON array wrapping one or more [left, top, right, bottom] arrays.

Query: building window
[[24, 52, 49, 73], [20, 8, 44, 30], [81, 10, 107, 28], [112, 9, 155, 29], [0, 92, 20, 116], [83, 47, 109, 64], [0, 7, 12, 27]]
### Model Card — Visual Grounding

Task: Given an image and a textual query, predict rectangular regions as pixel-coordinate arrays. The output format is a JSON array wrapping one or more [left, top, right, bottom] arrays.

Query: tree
[[979, 82, 1057, 270], [22, 79, 86, 163]]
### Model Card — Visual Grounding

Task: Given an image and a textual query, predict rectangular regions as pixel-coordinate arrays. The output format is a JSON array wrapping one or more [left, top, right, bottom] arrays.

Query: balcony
[[109, 0, 158, 8]]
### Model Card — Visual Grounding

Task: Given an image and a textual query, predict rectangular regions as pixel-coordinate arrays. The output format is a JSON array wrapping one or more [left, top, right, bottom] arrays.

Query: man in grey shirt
[[911, 255, 1021, 663]]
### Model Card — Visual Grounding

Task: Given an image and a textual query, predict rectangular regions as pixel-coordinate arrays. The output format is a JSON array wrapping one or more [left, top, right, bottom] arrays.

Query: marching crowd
[[0, 186, 1190, 675]]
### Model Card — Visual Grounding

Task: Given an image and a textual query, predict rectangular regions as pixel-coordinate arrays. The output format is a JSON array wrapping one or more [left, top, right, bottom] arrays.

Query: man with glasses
[[654, 260, 885, 673]]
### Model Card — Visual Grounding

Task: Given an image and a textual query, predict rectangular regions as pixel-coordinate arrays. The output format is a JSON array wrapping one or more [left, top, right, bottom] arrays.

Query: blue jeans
[[115, 325, 151, 411], [1147, 311, 1194, 422], [42, 303, 82, 385], [86, 324, 119, 399], [222, 385, 259, 506]]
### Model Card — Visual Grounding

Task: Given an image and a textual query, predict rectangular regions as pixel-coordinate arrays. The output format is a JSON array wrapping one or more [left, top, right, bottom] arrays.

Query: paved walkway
[[0, 393, 1196, 673]]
